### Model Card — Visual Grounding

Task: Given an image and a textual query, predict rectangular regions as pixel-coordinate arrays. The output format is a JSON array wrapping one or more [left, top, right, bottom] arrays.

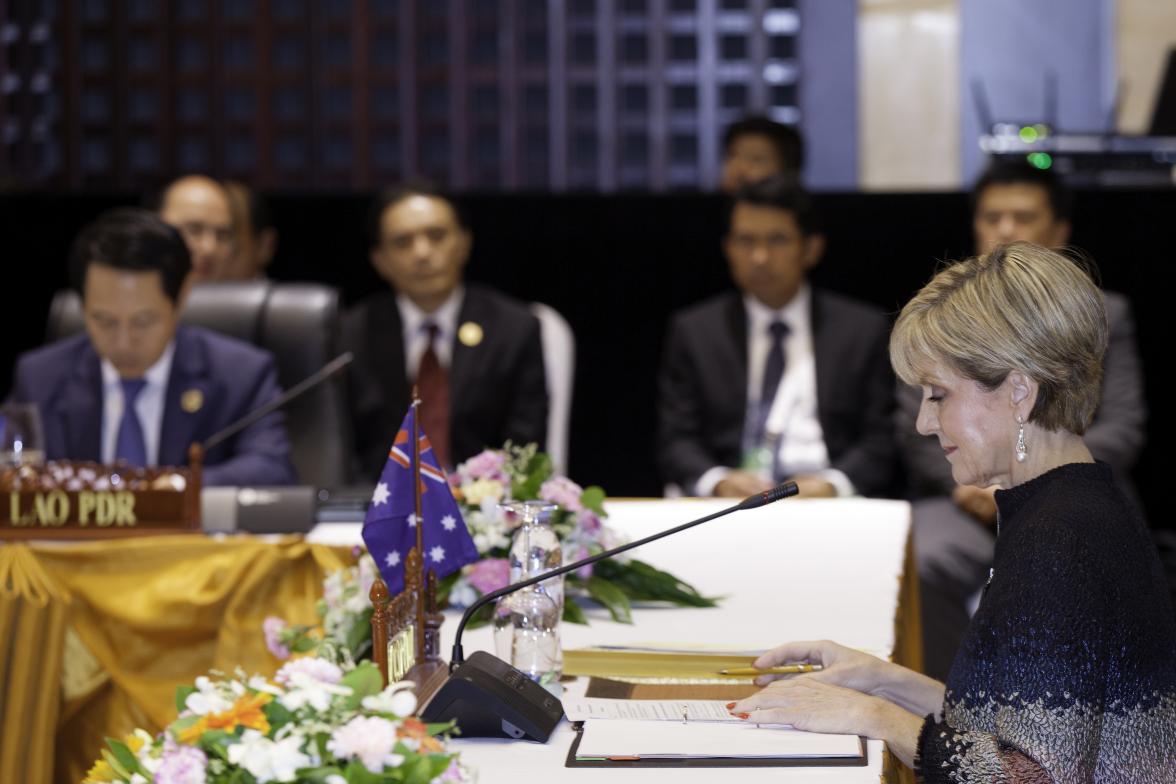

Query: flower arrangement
[[444, 443, 716, 625], [83, 657, 469, 784], [267, 443, 716, 663]]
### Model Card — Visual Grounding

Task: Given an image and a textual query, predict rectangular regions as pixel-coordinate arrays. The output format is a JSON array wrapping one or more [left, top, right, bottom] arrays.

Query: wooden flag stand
[[369, 396, 448, 706]]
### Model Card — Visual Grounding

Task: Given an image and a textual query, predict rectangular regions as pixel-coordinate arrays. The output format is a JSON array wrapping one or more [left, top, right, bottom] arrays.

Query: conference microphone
[[418, 480, 799, 742], [201, 351, 354, 451]]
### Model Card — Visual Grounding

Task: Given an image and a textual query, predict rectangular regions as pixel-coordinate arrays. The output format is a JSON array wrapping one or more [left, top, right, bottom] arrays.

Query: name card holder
[[0, 445, 202, 539]]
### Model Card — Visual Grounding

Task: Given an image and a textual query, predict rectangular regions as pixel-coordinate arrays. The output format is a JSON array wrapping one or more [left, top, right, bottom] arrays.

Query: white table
[[309, 497, 915, 783]]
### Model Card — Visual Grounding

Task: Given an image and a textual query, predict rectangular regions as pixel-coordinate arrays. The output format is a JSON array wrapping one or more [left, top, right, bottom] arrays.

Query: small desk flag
[[362, 406, 479, 596]]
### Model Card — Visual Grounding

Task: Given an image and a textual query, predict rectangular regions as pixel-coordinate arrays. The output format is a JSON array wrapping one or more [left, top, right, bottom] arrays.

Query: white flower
[[463, 479, 504, 506], [248, 675, 283, 696], [327, 716, 405, 773], [448, 579, 478, 608], [275, 658, 351, 712], [227, 730, 311, 783], [130, 775, 148, 784], [361, 680, 418, 717], [184, 677, 233, 715]]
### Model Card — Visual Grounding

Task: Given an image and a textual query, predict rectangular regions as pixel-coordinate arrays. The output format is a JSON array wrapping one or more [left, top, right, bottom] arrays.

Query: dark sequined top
[[915, 462, 1176, 782]]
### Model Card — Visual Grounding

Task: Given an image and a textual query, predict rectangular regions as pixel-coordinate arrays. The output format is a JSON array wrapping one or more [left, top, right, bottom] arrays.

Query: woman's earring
[[1015, 415, 1027, 463]]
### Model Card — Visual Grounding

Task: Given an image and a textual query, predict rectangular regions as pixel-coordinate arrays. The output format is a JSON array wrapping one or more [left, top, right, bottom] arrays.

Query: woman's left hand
[[731, 677, 886, 737], [730, 678, 924, 766]]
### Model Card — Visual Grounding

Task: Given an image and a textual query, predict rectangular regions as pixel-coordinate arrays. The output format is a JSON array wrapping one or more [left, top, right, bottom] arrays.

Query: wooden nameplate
[[0, 446, 202, 539]]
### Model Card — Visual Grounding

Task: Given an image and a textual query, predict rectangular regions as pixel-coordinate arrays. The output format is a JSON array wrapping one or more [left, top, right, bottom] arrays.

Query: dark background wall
[[2, 188, 1171, 527]]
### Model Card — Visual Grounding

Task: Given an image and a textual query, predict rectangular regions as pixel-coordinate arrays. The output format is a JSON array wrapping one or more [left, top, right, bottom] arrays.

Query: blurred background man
[[658, 177, 895, 499], [156, 175, 237, 283], [7, 209, 296, 486], [342, 184, 548, 479], [719, 115, 805, 193]]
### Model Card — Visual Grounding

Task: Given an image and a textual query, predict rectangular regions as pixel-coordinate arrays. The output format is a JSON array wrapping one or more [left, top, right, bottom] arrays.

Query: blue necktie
[[115, 378, 148, 467]]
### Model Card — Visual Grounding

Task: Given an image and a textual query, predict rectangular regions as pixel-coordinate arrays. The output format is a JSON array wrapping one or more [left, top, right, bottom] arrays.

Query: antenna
[[970, 77, 995, 134]]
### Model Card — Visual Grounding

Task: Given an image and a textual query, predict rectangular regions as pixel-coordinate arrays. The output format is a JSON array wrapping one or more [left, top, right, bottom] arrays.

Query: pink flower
[[539, 476, 584, 513], [263, 616, 290, 660], [463, 450, 508, 482], [573, 545, 594, 580], [467, 558, 511, 594], [156, 739, 207, 784], [578, 510, 603, 536]]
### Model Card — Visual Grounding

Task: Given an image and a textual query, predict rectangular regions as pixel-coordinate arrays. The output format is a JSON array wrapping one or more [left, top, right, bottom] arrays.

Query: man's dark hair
[[971, 159, 1073, 221], [721, 115, 805, 175], [368, 181, 469, 247], [70, 208, 192, 302], [725, 175, 822, 236]]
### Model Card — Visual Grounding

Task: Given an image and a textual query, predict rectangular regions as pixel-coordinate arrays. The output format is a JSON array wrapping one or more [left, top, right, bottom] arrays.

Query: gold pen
[[717, 664, 823, 676]]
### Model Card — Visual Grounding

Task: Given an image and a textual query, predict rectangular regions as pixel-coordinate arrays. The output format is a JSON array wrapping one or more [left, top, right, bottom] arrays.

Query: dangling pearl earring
[[1015, 415, 1027, 463]]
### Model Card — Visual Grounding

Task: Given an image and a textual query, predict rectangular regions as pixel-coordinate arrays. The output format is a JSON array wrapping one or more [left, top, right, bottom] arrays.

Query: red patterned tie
[[416, 323, 452, 469]]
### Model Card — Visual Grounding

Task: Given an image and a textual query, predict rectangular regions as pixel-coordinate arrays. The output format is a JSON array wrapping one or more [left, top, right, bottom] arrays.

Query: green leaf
[[580, 485, 607, 516], [562, 597, 589, 624], [340, 661, 385, 709], [175, 684, 197, 713], [462, 601, 495, 629], [346, 605, 374, 660], [262, 699, 294, 733], [435, 571, 460, 608], [594, 558, 719, 608], [585, 576, 633, 624], [343, 758, 386, 784], [291, 636, 319, 653], [286, 767, 346, 784], [512, 451, 553, 499], [105, 738, 140, 775]]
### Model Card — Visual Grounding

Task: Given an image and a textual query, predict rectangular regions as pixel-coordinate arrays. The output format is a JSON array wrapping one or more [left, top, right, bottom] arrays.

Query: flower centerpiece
[[83, 657, 469, 784], [444, 442, 716, 625]]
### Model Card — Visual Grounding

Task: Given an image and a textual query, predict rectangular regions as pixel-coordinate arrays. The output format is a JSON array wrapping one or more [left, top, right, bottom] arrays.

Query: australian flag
[[362, 406, 479, 596]]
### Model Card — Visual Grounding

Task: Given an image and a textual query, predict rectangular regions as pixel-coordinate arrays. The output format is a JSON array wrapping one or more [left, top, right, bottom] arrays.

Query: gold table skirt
[[0, 534, 356, 784]]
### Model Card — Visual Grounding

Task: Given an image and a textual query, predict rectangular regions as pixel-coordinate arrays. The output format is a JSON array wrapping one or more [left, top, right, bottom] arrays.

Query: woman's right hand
[[753, 639, 946, 717], [752, 639, 894, 696]]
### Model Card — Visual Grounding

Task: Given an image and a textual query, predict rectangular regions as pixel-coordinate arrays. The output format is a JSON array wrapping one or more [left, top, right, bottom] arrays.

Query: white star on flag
[[440, 515, 457, 531], [385, 550, 401, 568], [430, 545, 446, 563], [371, 482, 389, 506], [407, 513, 417, 527]]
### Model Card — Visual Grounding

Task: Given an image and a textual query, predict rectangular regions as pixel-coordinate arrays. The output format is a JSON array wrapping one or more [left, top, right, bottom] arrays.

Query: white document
[[576, 719, 862, 759], [563, 698, 740, 723]]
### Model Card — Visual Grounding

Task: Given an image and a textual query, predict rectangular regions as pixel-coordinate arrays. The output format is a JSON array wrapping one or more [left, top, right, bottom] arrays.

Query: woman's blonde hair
[[890, 242, 1108, 434]]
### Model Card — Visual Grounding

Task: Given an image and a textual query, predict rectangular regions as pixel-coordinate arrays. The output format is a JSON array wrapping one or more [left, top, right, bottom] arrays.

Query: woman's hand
[[750, 639, 946, 718], [751, 639, 892, 694], [730, 679, 924, 767]]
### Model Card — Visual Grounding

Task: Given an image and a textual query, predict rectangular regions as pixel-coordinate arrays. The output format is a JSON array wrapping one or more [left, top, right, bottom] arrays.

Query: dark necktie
[[753, 320, 790, 448], [416, 323, 452, 469], [115, 378, 148, 467]]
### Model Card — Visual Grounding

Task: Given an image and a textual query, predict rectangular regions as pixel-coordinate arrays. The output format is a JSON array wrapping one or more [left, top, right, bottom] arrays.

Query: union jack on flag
[[361, 406, 479, 596]]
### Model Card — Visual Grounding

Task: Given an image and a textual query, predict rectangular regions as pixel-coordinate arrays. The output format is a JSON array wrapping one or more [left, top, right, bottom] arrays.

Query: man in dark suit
[[342, 184, 547, 480], [900, 160, 1148, 679], [658, 177, 895, 498], [8, 208, 296, 486]]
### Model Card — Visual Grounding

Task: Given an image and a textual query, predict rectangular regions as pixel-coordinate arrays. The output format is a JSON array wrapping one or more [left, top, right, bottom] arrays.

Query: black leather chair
[[46, 281, 353, 487]]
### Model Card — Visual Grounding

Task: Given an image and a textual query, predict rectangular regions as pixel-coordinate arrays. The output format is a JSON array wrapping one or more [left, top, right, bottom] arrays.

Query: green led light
[[1019, 126, 1039, 143], [1027, 152, 1053, 169], [1033, 123, 1049, 138]]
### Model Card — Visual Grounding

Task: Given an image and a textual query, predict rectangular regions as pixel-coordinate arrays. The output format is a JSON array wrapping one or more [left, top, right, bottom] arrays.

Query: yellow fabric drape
[[0, 544, 70, 784], [0, 535, 355, 784]]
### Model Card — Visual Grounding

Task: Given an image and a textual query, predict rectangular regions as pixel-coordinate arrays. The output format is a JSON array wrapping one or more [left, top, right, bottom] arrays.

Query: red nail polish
[[725, 702, 736, 710], [735, 712, 750, 720]]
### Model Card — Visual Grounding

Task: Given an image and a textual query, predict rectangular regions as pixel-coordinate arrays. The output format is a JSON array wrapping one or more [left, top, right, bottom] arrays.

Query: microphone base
[[418, 651, 564, 743]]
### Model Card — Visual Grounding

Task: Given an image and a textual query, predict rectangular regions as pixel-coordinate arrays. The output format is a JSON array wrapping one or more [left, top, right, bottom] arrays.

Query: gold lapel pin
[[458, 321, 484, 347], [181, 388, 204, 413]]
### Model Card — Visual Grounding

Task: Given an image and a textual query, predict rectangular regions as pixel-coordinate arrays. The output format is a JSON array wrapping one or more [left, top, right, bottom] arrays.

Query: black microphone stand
[[419, 481, 798, 742]]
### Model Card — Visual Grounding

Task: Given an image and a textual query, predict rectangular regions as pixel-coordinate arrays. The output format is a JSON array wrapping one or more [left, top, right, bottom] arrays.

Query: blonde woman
[[732, 243, 1176, 781]]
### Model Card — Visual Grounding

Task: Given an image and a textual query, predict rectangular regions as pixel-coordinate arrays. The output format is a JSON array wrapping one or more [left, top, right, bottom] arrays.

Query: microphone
[[418, 481, 799, 742], [201, 351, 353, 451]]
